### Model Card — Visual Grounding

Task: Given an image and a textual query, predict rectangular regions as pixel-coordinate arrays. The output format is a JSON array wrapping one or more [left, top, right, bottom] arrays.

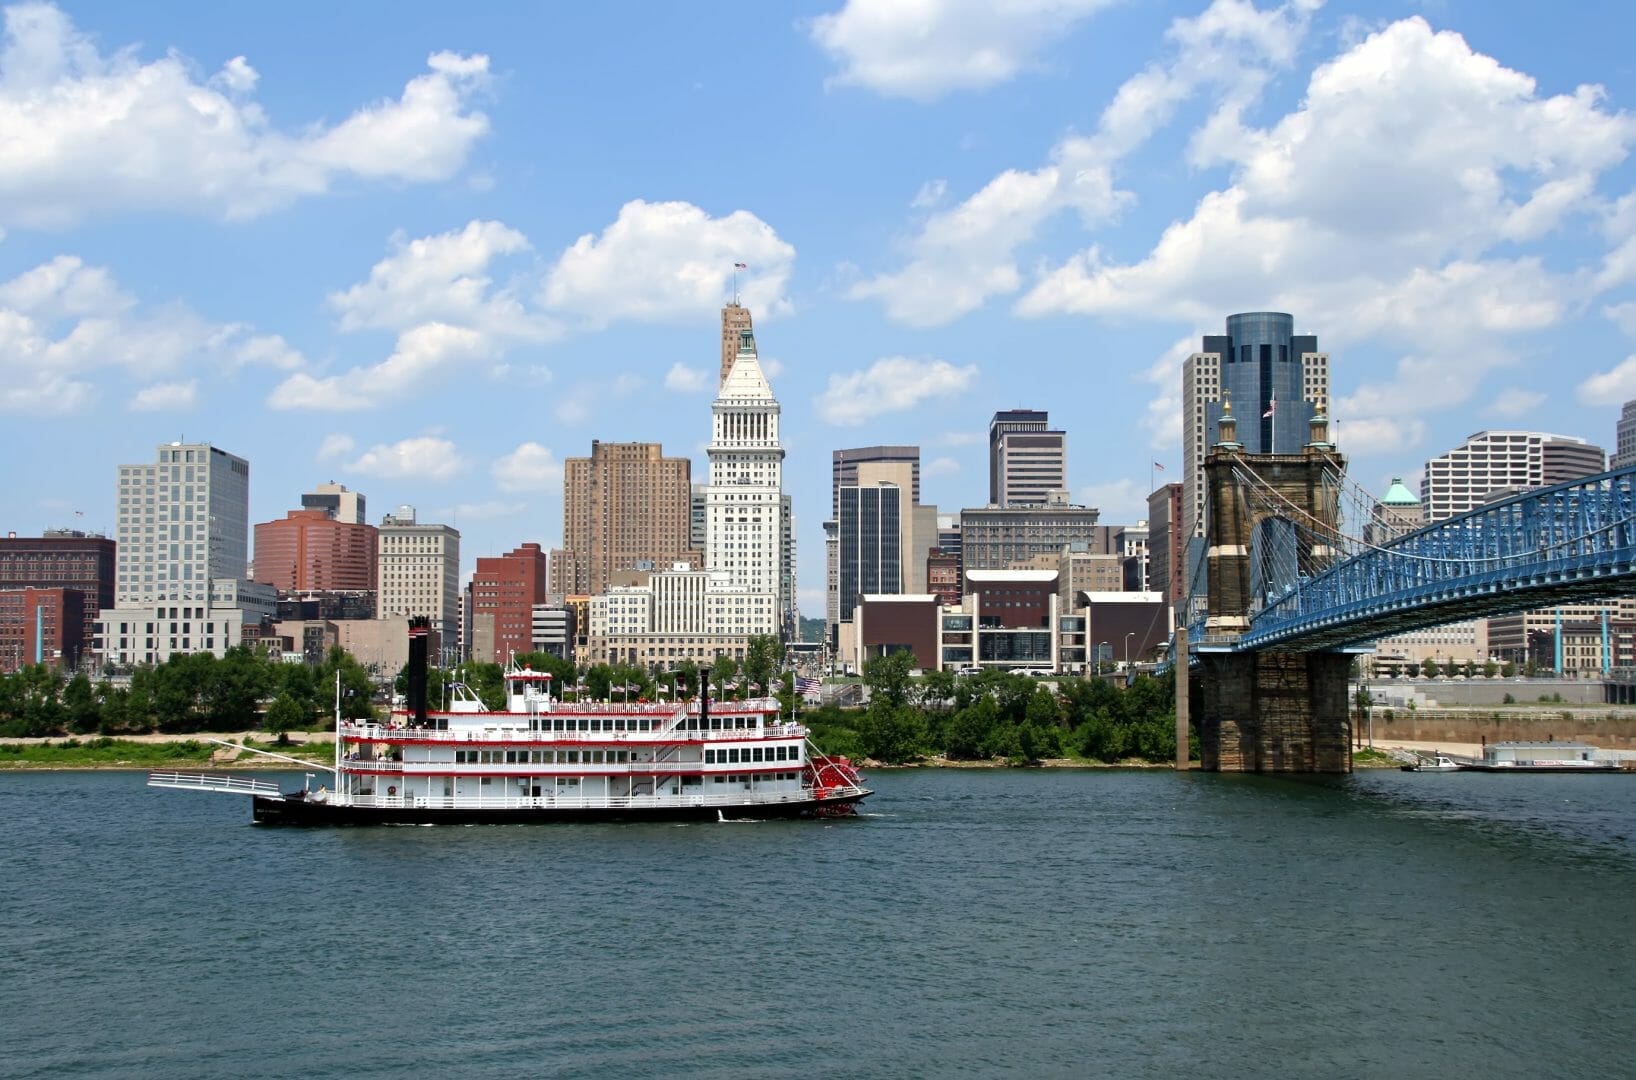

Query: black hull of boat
[[251, 791, 871, 826]]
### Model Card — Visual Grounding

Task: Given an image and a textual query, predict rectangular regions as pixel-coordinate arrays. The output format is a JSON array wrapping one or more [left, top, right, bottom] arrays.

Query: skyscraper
[[1182, 313, 1329, 537], [705, 323, 787, 626], [113, 441, 249, 606], [253, 509, 377, 594], [832, 446, 920, 517], [1421, 430, 1605, 521], [837, 481, 903, 624], [98, 441, 270, 665], [988, 410, 1066, 507], [560, 441, 694, 597]]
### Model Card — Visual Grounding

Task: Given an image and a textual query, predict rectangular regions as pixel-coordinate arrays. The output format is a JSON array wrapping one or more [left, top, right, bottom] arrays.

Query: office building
[[989, 410, 1066, 507], [705, 321, 788, 622], [0, 588, 85, 673], [1421, 431, 1605, 521], [98, 442, 267, 666], [377, 505, 461, 645], [587, 564, 777, 668], [837, 478, 905, 625], [1182, 313, 1329, 538], [560, 441, 694, 598], [1145, 483, 1185, 605], [253, 509, 377, 595], [958, 503, 1101, 572], [832, 446, 920, 517]]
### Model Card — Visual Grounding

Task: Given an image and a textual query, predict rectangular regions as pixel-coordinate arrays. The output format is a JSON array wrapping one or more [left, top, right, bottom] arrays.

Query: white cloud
[[924, 456, 960, 478], [1487, 387, 1546, 419], [809, 0, 1114, 102], [230, 332, 305, 370], [316, 434, 355, 461], [853, 0, 1316, 326], [1605, 301, 1636, 338], [492, 442, 563, 493], [664, 362, 709, 393], [939, 430, 984, 446], [268, 321, 488, 410], [329, 220, 544, 338], [429, 500, 526, 521], [1578, 356, 1636, 405], [544, 200, 795, 325], [910, 180, 948, 209], [0, 4, 491, 227], [1019, 15, 1636, 435], [1333, 415, 1428, 457], [346, 437, 467, 482], [128, 379, 197, 412], [816, 356, 978, 425]]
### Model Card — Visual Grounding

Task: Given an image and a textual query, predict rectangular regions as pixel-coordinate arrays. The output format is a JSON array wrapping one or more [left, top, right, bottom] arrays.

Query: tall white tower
[[706, 325, 786, 617]]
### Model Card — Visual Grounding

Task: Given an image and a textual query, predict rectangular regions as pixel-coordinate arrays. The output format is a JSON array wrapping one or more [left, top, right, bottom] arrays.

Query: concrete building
[[989, 410, 1067, 507], [0, 529, 115, 660], [1183, 313, 1329, 539], [1616, 400, 1636, 470], [705, 321, 790, 630], [469, 543, 548, 663], [112, 442, 250, 606], [377, 505, 460, 646], [531, 604, 575, 659], [1421, 430, 1605, 521], [958, 502, 1101, 572], [301, 481, 366, 524], [98, 442, 268, 666], [253, 509, 377, 595], [560, 441, 694, 598], [1113, 523, 1149, 592], [586, 564, 778, 668], [837, 477, 904, 625]]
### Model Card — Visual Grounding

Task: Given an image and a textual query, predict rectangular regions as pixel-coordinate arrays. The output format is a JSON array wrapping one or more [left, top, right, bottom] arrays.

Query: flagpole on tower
[[732, 261, 747, 305]]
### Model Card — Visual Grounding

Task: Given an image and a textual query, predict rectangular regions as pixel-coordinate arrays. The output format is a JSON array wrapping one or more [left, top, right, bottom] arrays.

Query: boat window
[[729, 749, 740, 763]]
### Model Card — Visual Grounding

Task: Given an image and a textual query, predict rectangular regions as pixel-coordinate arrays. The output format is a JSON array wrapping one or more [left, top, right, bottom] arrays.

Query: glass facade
[[1205, 312, 1316, 456]]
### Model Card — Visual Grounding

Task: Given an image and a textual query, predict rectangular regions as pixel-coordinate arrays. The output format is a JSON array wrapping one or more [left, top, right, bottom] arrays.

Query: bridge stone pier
[[1193, 402, 1353, 773]]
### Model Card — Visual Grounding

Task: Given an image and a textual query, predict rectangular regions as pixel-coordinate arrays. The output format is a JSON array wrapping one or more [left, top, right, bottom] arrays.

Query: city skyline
[[3, 1, 1636, 618]]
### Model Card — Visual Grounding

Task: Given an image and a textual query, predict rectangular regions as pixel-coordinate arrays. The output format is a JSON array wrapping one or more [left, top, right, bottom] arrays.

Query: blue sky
[[3, 0, 1635, 616]]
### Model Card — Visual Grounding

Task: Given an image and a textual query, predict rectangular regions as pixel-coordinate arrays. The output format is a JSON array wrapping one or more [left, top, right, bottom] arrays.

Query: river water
[[1, 767, 1633, 1079]]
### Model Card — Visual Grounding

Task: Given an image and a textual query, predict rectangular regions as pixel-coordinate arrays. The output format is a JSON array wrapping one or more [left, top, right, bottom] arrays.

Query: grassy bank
[[0, 736, 335, 769]]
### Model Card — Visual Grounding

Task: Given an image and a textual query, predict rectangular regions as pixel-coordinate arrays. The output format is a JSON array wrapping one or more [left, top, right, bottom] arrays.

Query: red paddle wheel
[[805, 755, 865, 816]]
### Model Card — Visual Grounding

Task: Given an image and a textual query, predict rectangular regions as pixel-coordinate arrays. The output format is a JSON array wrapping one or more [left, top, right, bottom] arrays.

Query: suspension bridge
[[1178, 402, 1636, 773]]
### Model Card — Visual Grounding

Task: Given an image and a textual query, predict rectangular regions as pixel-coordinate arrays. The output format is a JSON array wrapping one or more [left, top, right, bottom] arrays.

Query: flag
[[1262, 396, 1277, 419], [733, 262, 747, 271], [1152, 462, 1165, 471]]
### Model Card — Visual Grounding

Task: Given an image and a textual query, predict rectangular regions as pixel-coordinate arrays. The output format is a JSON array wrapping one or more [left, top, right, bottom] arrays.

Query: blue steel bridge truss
[[1223, 465, 1636, 653]]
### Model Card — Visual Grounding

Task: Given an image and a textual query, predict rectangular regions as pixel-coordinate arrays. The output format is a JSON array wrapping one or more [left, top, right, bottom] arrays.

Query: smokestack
[[407, 617, 430, 726], [700, 677, 710, 732]]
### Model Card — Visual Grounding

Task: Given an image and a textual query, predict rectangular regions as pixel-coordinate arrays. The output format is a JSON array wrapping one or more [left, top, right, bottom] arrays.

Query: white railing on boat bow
[[146, 771, 286, 799]]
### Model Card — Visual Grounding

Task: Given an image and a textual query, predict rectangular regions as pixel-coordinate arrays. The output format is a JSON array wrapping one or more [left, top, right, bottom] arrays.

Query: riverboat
[[148, 624, 870, 825]]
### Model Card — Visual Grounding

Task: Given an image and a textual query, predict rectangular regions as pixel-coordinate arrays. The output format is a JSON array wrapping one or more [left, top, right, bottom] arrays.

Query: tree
[[1501, 660, 1517, 678], [742, 635, 779, 695], [62, 673, 100, 735], [710, 654, 740, 696], [263, 692, 306, 741], [1354, 685, 1374, 721], [319, 646, 378, 721], [863, 651, 916, 711], [1483, 660, 1498, 679], [1421, 657, 1440, 679], [858, 702, 926, 763]]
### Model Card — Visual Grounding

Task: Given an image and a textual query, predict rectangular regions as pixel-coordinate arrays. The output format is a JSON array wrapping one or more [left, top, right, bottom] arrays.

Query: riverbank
[[0, 732, 333, 770]]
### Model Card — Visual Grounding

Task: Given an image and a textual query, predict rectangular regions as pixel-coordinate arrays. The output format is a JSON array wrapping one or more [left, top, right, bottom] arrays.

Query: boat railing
[[342, 759, 808, 777], [147, 771, 286, 798], [341, 721, 808, 743], [339, 787, 841, 811]]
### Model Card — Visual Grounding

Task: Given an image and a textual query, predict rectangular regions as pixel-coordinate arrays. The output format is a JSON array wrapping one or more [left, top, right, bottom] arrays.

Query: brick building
[[469, 543, 548, 663], [253, 509, 378, 595], [0, 587, 87, 672], [0, 530, 116, 659]]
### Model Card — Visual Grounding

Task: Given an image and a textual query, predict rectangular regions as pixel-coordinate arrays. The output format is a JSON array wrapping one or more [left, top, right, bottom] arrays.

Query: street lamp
[[1097, 640, 1109, 678], [1124, 632, 1136, 671]]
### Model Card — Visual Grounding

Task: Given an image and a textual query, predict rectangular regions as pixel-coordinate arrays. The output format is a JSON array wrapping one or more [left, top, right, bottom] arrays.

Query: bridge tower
[[1196, 399, 1353, 772]]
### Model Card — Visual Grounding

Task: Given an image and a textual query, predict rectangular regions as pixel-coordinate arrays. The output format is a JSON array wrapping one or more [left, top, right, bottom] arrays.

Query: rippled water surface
[[2, 768, 1633, 1078]]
